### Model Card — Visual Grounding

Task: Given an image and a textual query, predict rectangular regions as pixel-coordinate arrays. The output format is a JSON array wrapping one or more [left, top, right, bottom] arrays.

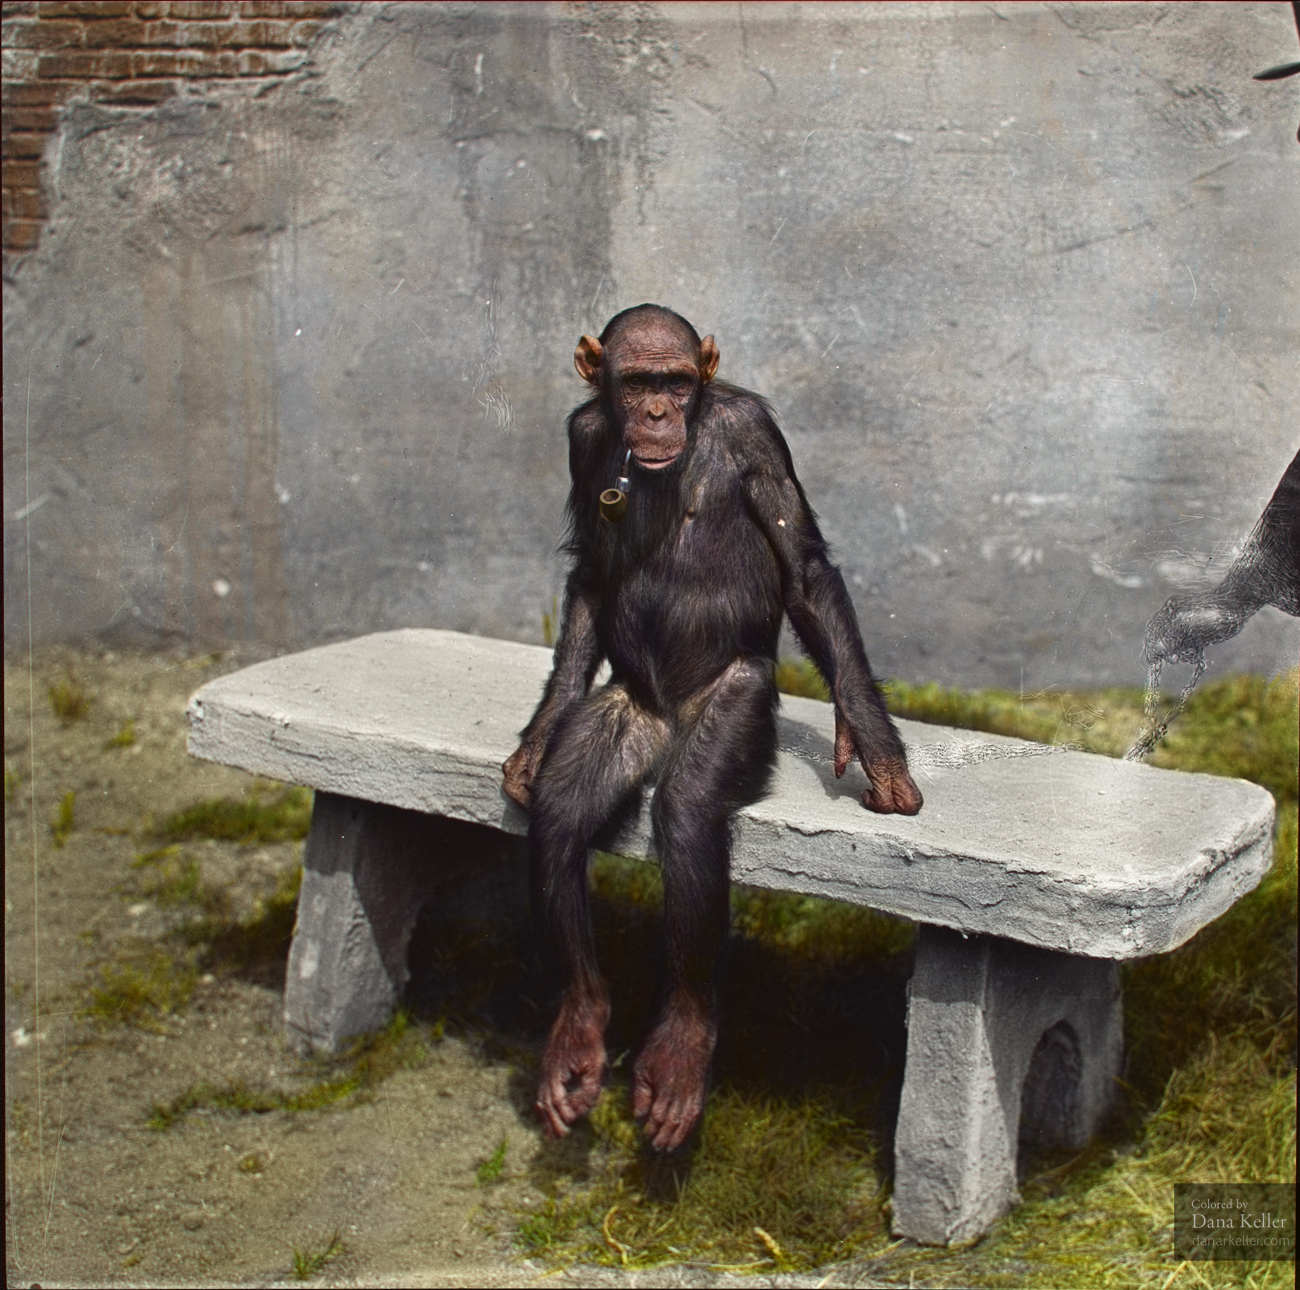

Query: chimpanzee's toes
[[537, 1003, 609, 1140], [631, 1006, 714, 1153]]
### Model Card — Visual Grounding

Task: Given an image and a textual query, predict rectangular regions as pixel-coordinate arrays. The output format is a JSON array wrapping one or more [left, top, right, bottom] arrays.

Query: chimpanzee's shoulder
[[566, 399, 607, 473], [567, 398, 603, 443], [706, 383, 791, 472]]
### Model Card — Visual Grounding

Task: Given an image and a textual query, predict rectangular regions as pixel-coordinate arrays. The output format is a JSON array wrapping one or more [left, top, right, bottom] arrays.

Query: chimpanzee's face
[[574, 319, 720, 471], [609, 340, 700, 469]]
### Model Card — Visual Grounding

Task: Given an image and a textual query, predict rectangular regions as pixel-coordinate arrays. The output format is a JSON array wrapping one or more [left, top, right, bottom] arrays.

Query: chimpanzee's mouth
[[633, 452, 681, 470]]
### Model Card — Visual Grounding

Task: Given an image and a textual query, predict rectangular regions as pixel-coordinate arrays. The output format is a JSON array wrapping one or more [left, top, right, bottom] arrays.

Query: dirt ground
[[5, 647, 865, 1290]]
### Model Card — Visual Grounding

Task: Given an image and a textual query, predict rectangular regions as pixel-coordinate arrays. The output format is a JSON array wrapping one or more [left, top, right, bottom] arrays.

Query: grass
[[155, 780, 313, 846], [774, 656, 830, 702], [513, 663, 1297, 1281], [49, 789, 75, 847], [542, 595, 560, 649], [521, 1089, 886, 1271], [48, 674, 93, 724], [477, 1136, 509, 1186], [82, 839, 304, 1030], [80, 941, 199, 1032], [104, 720, 136, 749], [147, 1009, 433, 1130], [290, 1230, 345, 1280], [131, 846, 219, 911]]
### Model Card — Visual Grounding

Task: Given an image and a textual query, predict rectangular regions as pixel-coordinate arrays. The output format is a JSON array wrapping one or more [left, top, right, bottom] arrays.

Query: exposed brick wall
[[2, 1, 344, 262]]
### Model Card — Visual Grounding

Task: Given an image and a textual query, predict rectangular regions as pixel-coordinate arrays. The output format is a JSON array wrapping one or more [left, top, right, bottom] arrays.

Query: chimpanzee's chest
[[598, 465, 784, 683]]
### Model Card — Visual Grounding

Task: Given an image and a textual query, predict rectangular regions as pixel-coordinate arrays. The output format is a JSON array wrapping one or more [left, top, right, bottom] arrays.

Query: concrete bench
[[186, 628, 1274, 1246]]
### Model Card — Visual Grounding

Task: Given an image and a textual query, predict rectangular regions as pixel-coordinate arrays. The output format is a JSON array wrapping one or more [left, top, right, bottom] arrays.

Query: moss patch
[[147, 1010, 433, 1131], [156, 780, 312, 846], [80, 941, 200, 1033]]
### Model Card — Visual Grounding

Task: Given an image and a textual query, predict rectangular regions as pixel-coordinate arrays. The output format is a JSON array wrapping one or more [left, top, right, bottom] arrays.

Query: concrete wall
[[4, 2, 1298, 689]]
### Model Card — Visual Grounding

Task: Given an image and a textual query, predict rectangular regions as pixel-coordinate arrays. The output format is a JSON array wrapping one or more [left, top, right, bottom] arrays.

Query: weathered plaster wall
[[4, 2, 1298, 688]]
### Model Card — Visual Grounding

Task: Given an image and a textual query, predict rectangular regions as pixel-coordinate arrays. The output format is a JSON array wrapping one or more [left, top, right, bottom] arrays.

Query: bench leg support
[[284, 793, 449, 1053], [284, 792, 529, 1053], [891, 925, 1123, 1245]]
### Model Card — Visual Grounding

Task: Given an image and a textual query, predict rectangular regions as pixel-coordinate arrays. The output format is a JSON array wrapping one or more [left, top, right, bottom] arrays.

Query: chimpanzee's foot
[[536, 993, 610, 1139], [631, 999, 717, 1152]]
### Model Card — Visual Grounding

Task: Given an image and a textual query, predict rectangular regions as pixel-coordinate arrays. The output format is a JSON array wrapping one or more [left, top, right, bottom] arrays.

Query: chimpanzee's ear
[[574, 335, 603, 385], [698, 335, 720, 383]]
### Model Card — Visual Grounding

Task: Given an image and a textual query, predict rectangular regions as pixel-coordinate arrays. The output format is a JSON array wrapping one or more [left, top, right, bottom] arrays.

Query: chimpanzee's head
[[574, 304, 719, 470]]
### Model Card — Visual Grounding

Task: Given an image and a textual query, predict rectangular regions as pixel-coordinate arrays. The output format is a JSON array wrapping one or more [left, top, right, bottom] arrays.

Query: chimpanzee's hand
[[502, 740, 545, 810], [833, 709, 923, 815]]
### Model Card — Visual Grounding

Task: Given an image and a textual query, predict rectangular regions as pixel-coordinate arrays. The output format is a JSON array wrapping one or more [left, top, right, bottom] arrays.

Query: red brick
[[37, 1, 133, 17], [3, 3, 40, 16], [165, 2, 234, 18], [2, 158, 43, 186], [263, 2, 341, 16], [37, 48, 131, 75], [219, 19, 293, 47], [134, 1, 167, 15], [1, 79, 79, 104], [4, 218, 44, 249], [77, 16, 151, 45], [2, 185, 48, 219], [2, 103, 59, 129], [90, 76, 176, 102], [130, 46, 235, 75], [235, 47, 302, 74], [2, 16, 83, 44], [1, 131, 48, 158], [289, 18, 320, 46], [124, 17, 295, 48]]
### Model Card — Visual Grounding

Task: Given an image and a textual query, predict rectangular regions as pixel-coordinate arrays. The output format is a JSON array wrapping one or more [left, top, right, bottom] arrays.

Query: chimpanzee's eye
[[669, 377, 693, 398]]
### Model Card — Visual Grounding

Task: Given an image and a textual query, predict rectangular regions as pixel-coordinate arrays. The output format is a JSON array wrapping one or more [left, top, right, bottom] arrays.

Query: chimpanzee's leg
[[530, 683, 670, 1138], [633, 658, 778, 1151]]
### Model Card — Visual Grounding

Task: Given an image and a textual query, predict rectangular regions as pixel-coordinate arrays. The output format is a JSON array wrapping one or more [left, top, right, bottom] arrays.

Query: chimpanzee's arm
[[738, 407, 922, 815], [503, 402, 611, 809], [502, 567, 604, 810]]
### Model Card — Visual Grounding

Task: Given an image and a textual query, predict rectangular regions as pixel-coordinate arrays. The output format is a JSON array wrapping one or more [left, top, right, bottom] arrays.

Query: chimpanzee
[[502, 304, 922, 1152]]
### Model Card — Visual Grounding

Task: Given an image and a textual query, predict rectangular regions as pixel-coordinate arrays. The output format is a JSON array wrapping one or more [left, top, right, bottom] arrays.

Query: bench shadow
[[776, 716, 878, 803], [402, 828, 915, 1186]]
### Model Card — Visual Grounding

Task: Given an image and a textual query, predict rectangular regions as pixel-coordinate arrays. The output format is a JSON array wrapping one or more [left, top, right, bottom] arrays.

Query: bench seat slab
[[187, 629, 1276, 961]]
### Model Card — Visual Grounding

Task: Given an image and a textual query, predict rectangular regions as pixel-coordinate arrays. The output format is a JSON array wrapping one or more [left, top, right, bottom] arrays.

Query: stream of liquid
[[1124, 652, 1207, 763]]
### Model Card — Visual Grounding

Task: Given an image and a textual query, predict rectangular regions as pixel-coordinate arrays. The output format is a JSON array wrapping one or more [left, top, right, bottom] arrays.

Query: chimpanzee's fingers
[[651, 1102, 690, 1152], [502, 745, 537, 810], [633, 1072, 674, 1147], [640, 1091, 671, 1150], [631, 1069, 653, 1121], [861, 765, 923, 816], [535, 1080, 572, 1138]]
